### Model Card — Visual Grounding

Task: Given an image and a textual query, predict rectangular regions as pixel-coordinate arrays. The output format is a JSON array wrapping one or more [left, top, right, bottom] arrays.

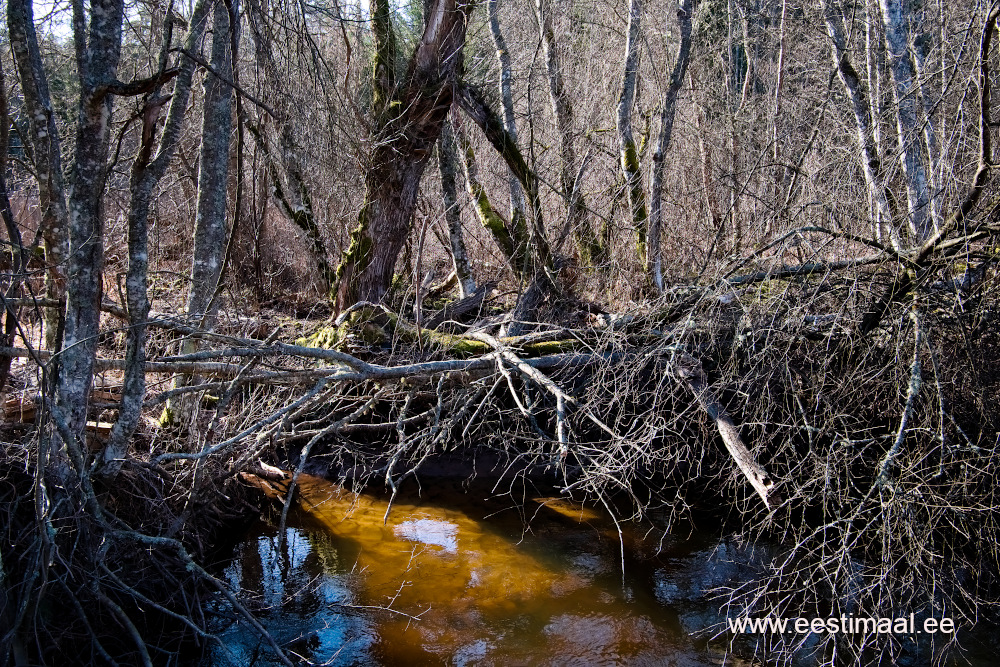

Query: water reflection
[[204, 474, 748, 666]]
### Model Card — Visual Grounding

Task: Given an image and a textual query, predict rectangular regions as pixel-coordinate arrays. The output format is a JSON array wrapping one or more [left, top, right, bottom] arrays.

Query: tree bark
[[437, 119, 477, 298], [334, 0, 474, 312], [533, 0, 603, 266], [487, 0, 527, 228], [617, 0, 649, 265], [102, 0, 212, 472], [246, 4, 335, 296], [457, 84, 553, 279], [879, 0, 934, 242], [647, 0, 694, 292], [457, 118, 535, 279], [57, 0, 127, 450], [821, 0, 900, 248], [7, 0, 69, 352], [164, 0, 238, 426], [187, 0, 237, 331]]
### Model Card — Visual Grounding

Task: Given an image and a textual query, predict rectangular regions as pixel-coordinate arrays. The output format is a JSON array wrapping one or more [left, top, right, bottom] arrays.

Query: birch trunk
[[7, 0, 69, 352], [102, 0, 212, 472], [772, 0, 788, 198], [438, 119, 477, 298], [865, 0, 886, 221], [648, 0, 695, 292], [487, 0, 527, 228], [821, 0, 899, 247], [617, 0, 649, 265], [910, 8, 942, 230], [879, 0, 934, 242]]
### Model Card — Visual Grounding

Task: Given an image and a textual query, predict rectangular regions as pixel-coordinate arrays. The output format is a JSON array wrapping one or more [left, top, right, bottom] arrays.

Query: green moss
[[622, 141, 649, 262], [296, 325, 345, 349]]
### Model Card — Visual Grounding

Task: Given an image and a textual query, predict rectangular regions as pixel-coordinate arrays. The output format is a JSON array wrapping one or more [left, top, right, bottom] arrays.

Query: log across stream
[[193, 474, 997, 666]]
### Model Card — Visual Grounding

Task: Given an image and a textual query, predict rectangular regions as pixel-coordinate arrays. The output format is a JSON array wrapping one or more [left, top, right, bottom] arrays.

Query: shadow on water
[[196, 474, 1000, 666], [199, 474, 763, 666]]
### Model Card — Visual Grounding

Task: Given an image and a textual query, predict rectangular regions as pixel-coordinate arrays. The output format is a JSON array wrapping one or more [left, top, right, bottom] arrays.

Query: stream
[[197, 474, 995, 666]]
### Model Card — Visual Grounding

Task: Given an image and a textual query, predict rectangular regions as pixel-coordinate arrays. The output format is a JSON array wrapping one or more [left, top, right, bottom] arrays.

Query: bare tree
[[880, 0, 934, 241], [821, 0, 899, 247], [487, 0, 527, 228], [437, 118, 477, 297], [186, 0, 238, 335], [333, 0, 475, 311], [533, 0, 604, 266], [103, 0, 213, 472], [617, 0, 649, 267], [647, 0, 695, 291], [7, 0, 69, 351]]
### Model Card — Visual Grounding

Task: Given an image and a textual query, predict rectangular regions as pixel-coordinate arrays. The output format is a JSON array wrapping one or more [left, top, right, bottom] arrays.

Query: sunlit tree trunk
[[165, 0, 237, 427], [454, 116, 529, 277], [437, 119, 477, 298], [103, 0, 212, 473], [533, 0, 603, 266], [617, 0, 648, 265], [56, 0, 126, 453], [879, 0, 934, 241], [487, 0, 527, 229], [334, 0, 474, 311], [910, 4, 942, 230], [648, 0, 695, 292], [821, 0, 899, 247], [7, 0, 69, 352]]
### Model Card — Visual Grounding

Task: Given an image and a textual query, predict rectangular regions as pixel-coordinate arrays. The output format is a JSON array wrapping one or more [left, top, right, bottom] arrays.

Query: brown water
[[204, 474, 755, 666], [202, 475, 998, 666]]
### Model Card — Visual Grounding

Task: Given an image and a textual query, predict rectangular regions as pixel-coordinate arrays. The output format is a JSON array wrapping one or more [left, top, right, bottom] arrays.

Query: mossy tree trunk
[[334, 0, 474, 312], [245, 5, 336, 297], [617, 0, 648, 265], [457, 84, 553, 279], [454, 116, 530, 278]]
